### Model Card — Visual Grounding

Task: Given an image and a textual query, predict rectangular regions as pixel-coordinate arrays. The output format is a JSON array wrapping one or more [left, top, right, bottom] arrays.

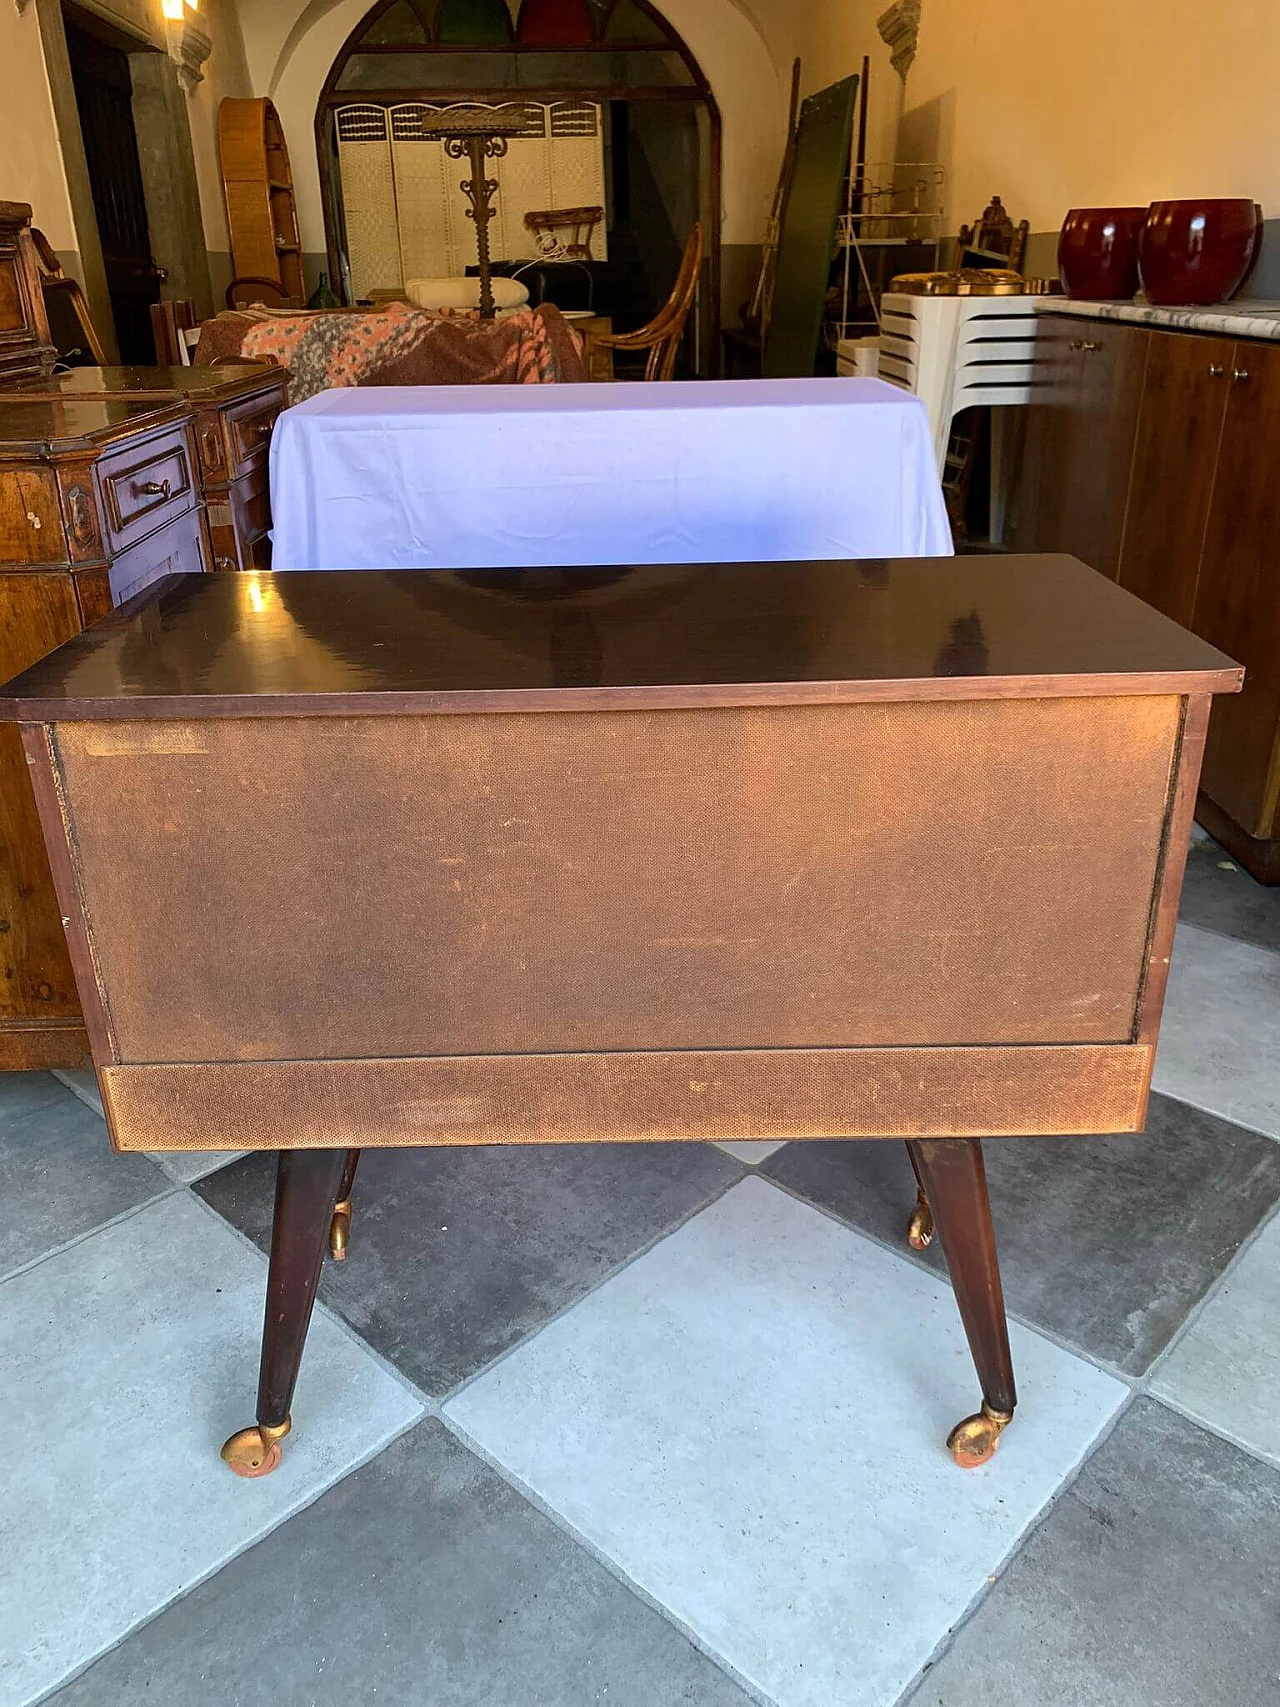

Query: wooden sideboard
[[7, 365, 287, 571], [0, 560, 1240, 1475], [0, 398, 211, 1068], [1013, 313, 1280, 880]]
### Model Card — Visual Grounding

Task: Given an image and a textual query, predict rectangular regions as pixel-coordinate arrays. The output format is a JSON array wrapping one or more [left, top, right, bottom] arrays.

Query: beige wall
[[186, 0, 253, 256], [0, 4, 76, 249], [798, 0, 1280, 235]]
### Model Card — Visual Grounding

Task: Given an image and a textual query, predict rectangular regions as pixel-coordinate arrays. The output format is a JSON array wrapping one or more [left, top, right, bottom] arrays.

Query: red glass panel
[[516, 0, 594, 46]]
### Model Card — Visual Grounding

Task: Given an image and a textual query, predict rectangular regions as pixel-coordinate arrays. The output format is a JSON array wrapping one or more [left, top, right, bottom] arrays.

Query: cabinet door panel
[[0, 572, 83, 1019], [1116, 331, 1232, 626], [1013, 318, 1148, 578], [1195, 342, 1280, 837]]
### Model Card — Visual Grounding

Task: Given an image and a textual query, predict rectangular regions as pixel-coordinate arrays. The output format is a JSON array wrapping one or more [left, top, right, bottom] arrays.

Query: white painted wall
[[797, 0, 1280, 231], [235, 0, 791, 253], [0, 4, 76, 250]]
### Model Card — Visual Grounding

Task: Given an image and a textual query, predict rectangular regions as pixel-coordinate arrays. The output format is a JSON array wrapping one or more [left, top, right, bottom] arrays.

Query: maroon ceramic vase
[[1058, 207, 1147, 299], [1139, 199, 1263, 306]]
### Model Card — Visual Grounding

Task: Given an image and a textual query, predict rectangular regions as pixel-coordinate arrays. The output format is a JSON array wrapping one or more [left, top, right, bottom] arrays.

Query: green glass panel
[[337, 46, 692, 90], [602, 0, 668, 45], [437, 0, 513, 42], [360, 0, 429, 45]]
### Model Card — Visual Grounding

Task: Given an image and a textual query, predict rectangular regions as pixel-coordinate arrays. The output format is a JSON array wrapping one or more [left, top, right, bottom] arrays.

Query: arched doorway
[[315, 0, 719, 372]]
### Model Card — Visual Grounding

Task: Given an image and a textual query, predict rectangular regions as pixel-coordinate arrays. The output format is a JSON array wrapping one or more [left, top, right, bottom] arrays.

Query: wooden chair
[[226, 276, 292, 310], [30, 227, 109, 364], [524, 205, 604, 260], [584, 222, 704, 382], [150, 298, 198, 365]]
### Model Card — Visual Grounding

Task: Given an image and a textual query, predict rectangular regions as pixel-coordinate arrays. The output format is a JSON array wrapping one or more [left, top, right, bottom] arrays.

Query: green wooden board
[[763, 74, 859, 380]]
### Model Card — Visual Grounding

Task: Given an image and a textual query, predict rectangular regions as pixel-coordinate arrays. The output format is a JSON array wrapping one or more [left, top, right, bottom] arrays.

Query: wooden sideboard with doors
[[1013, 310, 1280, 880]]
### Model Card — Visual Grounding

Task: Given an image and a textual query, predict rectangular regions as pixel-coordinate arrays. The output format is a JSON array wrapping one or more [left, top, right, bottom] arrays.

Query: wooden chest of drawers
[[5, 364, 287, 572], [0, 396, 210, 1068]]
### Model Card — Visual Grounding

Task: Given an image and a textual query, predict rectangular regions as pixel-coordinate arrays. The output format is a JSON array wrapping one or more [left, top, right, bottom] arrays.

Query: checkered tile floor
[[5, 830, 1279, 1706]]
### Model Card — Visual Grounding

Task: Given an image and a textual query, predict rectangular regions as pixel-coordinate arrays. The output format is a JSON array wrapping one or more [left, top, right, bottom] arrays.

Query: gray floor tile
[[0, 1193, 424, 1707], [0, 1071, 167, 1278], [909, 1400, 1280, 1707], [52, 1067, 246, 1181], [763, 1096, 1280, 1375], [1178, 833, 1280, 951], [50, 1419, 751, 1707], [196, 1142, 739, 1396], [1151, 1211, 1280, 1468], [447, 1177, 1126, 1707], [1153, 923, 1280, 1137]]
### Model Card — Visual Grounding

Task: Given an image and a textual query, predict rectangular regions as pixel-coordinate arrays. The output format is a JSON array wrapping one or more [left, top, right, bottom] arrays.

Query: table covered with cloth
[[268, 377, 954, 570], [194, 302, 586, 403]]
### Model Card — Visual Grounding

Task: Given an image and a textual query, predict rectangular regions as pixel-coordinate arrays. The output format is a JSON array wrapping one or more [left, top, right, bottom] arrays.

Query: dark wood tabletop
[[1, 363, 278, 403], [0, 395, 191, 454], [0, 556, 1242, 720]]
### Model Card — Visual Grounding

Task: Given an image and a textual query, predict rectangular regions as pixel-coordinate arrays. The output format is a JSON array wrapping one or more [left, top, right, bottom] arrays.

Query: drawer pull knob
[[136, 478, 172, 499], [1233, 368, 1251, 381], [1208, 363, 1226, 377]]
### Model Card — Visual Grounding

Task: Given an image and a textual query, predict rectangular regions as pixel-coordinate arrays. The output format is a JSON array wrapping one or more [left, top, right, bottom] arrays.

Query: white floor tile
[[1151, 1213, 1280, 1470], [52, 1067, 244, 1181], [52, 1068, 103, 1119], [714, 1140, 787, 1164], [0, 1194, 423, 1707], [446, 1176, 1126, 1707], [1153, 924, 1280, 1139]]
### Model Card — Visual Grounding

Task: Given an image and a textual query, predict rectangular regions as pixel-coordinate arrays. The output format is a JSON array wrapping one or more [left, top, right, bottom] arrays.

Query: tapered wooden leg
[[221, 1149, 349, 1478], [329, 1148, 361, 1262], [906, 1137, 1016, 1468], [904, 1142, 934, 1251]]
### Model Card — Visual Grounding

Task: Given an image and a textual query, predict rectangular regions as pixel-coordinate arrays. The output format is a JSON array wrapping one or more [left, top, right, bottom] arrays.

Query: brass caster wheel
[[221, 1417, 291, 1478], [907, 1189, 934, 1252], [329, 1199, 352, 1262], [947, 1402, 1012, 1469]]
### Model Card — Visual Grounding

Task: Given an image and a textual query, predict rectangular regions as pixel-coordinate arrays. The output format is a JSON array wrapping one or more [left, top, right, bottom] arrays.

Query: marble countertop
[[1038, 297, 1280, 342]]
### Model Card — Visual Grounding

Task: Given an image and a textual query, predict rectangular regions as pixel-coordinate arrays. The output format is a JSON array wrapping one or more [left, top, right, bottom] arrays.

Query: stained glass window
[[601, 0, 668, 45], [360, 0, 429, 45], [516, 0, 594, 46], [436, 0, 513, 43]]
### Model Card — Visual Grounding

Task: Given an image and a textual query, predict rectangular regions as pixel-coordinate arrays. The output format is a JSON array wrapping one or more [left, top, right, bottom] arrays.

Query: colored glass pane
[[602, 0, 668, 44], [359, 0, 429, 45], [516, 0, 594, 46], [436, 0, 513, 43]]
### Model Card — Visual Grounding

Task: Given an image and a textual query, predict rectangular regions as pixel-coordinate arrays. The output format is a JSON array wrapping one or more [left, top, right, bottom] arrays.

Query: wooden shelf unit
[[218, 98, 305, 305]]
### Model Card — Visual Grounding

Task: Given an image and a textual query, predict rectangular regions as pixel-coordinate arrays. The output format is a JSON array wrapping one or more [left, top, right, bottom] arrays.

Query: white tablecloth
[[269, 377, 953, 570]]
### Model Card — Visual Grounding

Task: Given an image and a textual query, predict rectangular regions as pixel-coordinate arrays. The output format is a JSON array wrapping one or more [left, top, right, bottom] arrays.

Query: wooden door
[[1012, 317, 1148, 578], [1194, 341, 1280, 838], [1115, 330, 1233, 626], [65, 18, 161, 363]]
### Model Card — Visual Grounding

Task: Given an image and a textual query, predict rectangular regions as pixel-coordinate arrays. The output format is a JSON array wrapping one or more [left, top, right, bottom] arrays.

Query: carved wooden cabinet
[[8, 365, 287, 571], [1013, 313, 1280, 881], [0, 202, 56, 382], [0, 398, 210, 1067]]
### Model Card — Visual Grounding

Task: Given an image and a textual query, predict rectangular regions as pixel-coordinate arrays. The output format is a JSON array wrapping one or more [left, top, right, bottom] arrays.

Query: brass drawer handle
[[1208, 363, 1226, 377], [1233, 368, 1251, 381], [1069, 339, 1103, 352], [135, 478, 172, 499]]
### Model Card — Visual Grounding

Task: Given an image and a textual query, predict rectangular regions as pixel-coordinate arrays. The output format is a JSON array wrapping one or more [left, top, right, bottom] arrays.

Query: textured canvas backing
[[100, 1045, 1154, 1151], [54, 696, 1180, 1066]]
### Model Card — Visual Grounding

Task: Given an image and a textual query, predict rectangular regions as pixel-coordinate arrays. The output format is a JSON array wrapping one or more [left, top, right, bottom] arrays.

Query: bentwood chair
[[584, 222, 704, 382]]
